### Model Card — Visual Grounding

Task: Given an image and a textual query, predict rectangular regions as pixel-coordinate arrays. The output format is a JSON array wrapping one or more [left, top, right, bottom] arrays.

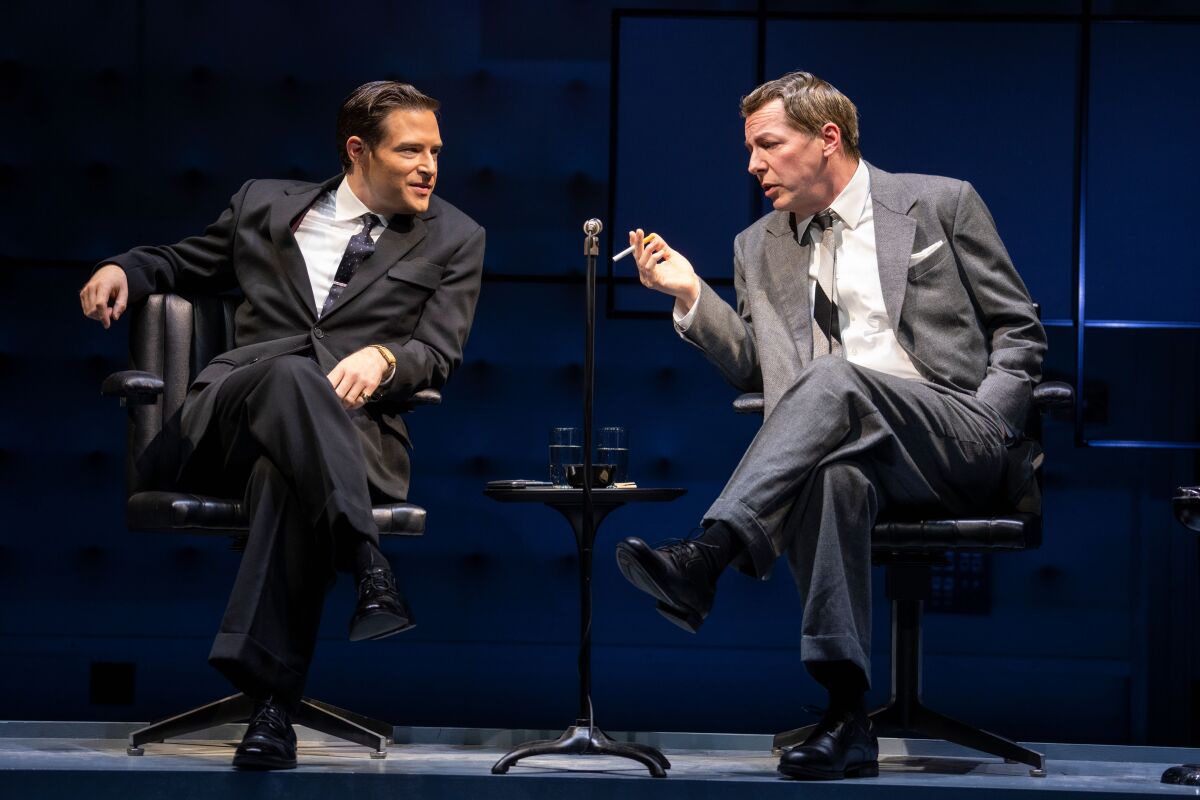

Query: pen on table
[[612, 232, 658, 262]]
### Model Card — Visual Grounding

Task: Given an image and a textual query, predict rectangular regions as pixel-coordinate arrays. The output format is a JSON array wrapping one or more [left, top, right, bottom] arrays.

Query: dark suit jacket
[[105, 174, 485, 499], [683, 162, 1045, 433]]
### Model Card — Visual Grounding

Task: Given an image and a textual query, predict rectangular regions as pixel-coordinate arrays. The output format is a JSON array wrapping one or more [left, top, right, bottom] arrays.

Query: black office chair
[[733, 378, 1073, 776], [102, 293, 439, 759]]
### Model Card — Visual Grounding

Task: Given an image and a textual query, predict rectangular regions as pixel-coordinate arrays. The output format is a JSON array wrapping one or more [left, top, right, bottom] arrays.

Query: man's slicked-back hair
[[337, 81, 440, 172], [740, 71, 861, 160]]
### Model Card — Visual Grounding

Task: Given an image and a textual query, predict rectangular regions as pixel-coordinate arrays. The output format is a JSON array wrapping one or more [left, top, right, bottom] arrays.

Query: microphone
[[583, 219, 603, 236]]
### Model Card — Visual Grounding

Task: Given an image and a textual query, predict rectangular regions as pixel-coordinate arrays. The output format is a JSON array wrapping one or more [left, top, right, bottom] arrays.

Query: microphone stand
[[490, 220, 671, 778]]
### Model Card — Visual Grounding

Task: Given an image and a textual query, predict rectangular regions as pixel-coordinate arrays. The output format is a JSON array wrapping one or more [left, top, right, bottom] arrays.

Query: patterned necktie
[[808, 209, 842, 358], [320, 213, 379, 317]]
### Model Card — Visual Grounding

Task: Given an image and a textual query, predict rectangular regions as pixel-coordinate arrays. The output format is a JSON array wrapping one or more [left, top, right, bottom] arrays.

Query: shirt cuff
[[673, 296, 698, 332]]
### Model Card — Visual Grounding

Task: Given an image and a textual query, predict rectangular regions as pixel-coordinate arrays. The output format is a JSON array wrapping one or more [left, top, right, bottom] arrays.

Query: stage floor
[[1, 721, 1197, 799]]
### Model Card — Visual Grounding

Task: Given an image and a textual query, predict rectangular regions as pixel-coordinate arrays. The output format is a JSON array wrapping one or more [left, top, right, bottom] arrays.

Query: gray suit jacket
[[683, 162, 1045, 433]]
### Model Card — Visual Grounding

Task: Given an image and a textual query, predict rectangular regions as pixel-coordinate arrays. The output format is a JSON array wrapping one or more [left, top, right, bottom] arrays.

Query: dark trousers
[[181, 354, 397, 703], [705, 358, 1010, 682]]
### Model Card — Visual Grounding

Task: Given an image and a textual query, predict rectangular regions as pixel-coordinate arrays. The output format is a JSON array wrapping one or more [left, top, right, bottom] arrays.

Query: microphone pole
[[579, 217, 602, 725]]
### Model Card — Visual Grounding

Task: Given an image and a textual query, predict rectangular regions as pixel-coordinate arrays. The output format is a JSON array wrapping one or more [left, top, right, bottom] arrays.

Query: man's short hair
[[740, 72, 861, 160], [337, 81, 441, 172]]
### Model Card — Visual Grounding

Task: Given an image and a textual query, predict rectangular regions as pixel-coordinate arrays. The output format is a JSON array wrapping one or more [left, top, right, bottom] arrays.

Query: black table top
[[484, 486, 686, 505]]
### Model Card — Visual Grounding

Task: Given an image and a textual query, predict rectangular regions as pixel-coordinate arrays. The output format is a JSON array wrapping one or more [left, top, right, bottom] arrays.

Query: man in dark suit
[[79, 81, 484, 769], [615, 72, 1044, 780]]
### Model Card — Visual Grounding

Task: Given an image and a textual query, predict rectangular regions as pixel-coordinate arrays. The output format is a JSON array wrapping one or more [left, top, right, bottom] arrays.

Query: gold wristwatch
[[369, 344, 396, 397]]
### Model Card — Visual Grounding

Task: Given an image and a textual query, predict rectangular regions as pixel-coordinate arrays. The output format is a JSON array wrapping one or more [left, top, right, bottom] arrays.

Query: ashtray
[[565, 463, 616, 488]]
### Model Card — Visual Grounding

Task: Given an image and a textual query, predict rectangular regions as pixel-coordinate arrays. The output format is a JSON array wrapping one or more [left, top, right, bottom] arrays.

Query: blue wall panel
[[1, 1, 1198, 748]]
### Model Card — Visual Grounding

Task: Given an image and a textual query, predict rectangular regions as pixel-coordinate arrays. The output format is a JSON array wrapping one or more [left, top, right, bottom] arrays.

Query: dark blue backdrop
[[1, 0, 1197, 747]]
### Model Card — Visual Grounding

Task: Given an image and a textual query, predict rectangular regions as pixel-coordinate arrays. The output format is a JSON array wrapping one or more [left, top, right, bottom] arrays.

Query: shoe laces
[[359, 568, 395, 594], [249, 702, 289, 734], [657, 527, 720, 553]]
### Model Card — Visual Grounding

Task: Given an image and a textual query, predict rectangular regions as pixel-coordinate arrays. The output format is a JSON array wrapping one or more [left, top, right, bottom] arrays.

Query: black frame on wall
[[607, 3, 1200, 451]]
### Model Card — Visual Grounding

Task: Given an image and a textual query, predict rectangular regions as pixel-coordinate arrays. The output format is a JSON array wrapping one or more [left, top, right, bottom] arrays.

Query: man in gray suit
[[615, 72, 1044, 780]]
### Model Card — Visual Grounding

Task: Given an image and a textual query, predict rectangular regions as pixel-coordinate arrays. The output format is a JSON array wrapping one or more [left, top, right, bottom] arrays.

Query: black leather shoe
[[614, 537, 717, 632], [232, 700, 297, 770], [349, 566, 415, 642], [778, 709, 879, 780]]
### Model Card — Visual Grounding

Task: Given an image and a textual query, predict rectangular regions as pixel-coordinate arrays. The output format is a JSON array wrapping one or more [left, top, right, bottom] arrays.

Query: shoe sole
[[777, 761, 879, 780], [349, 611, 416, 642], [615, 545, 704, 633], [232, 753, 297, 770]]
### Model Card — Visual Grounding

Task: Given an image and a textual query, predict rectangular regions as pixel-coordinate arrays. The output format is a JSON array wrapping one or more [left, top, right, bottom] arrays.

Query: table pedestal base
[[491, 719, 670, 778]]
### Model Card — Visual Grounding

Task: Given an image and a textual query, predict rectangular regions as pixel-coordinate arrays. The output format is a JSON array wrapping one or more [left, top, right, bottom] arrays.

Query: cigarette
[[612, 233, 658, 262]]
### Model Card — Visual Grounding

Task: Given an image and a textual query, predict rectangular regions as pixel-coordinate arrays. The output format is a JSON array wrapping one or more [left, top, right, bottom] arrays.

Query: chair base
[[773, 565, 1045, 777], [126, 692, 391, 757], [772, 699, 1045, 776]]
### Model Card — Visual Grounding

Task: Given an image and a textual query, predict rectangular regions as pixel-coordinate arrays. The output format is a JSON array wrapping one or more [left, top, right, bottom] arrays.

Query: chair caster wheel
[[127, 746, 144, 756], [1030, 767, 1046, 778], [370, 750, 387, 759]]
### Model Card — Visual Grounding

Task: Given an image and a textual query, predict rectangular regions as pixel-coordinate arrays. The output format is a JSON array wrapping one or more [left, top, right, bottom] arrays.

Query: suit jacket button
[[313, 327, 324, 339]]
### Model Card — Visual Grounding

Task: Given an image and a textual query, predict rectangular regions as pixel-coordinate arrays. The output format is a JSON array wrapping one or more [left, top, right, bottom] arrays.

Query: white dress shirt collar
[[335, 178, 391, 228]]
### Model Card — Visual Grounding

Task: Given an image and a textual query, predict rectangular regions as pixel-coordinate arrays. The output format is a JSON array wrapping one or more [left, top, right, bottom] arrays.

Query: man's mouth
[[410, 183, 433, 195]]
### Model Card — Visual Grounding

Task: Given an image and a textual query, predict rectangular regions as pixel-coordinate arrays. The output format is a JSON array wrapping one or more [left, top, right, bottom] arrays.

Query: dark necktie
[[808, 209, 842, 358], [320, 213, 379, 318]]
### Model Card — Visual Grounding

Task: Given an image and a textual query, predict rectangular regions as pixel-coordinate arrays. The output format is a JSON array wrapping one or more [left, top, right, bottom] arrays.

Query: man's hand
[[80, 264, 129, 329], [328, 347, 390, 410], [629, 228, 701, 316]]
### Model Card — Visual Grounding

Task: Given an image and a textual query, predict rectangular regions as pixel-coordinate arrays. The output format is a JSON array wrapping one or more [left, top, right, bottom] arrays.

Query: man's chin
[[391, 195, 432, 215]]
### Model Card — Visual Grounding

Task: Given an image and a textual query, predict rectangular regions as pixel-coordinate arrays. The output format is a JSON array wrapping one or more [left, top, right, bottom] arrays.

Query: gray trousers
[[705, 358, 1010, 681]]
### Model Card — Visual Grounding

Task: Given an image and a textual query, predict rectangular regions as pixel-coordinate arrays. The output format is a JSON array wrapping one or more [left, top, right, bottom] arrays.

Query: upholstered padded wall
[[1, 1, 1198, 746]]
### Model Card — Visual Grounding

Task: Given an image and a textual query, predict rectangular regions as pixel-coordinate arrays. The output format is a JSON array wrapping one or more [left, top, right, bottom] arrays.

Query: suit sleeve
[[952, 181, 1047, 431], [680, 234, 763, 392], [378, 223, 485, 399], [97, 180, 251, 302]]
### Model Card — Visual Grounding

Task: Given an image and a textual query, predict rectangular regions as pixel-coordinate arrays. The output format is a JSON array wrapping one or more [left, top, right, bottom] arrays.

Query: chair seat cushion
[[872, 512, 1039, 554], [127, 491, 425, 536]]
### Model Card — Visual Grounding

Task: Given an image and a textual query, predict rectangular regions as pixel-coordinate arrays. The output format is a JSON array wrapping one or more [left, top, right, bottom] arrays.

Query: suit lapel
[[867, 163, 917, 332], [317, 212, 429, 323], [763, 211, 813, 364], [269, 177, 341, 320]]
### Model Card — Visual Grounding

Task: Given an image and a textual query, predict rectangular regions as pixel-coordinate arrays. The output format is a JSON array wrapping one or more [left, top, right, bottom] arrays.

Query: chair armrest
[[101, 370, 164, 405], [733, 393, 765, 415], [399, 388, 442, 411], [1032, 381, 1074, 410]]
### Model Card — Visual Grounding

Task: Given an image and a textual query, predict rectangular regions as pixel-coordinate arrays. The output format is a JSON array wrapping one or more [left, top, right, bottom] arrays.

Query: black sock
[[695, 522, 744, 577], [808, 660, 868, 716], [353, 538, 387, 576]]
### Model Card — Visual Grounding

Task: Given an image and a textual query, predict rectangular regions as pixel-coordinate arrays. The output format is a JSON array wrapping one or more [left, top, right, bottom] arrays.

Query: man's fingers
[[113, 283, 129, 321]]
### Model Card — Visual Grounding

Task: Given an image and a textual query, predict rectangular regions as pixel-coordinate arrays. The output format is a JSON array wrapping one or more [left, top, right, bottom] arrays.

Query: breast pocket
[[907, 245, 951, 282], [387, 259, 444, 291]]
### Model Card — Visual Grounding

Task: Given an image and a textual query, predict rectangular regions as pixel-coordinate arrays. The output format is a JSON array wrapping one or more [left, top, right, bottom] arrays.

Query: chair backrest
[[126, 294, 239, 495]]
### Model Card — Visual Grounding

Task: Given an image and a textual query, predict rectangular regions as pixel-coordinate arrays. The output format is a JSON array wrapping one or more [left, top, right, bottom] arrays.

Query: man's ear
[[820, 122, 842, 157], [345, 136, 366, 171]]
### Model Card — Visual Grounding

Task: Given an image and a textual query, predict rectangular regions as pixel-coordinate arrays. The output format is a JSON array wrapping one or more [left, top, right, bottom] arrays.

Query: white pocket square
[[909, 240, 944, 264]]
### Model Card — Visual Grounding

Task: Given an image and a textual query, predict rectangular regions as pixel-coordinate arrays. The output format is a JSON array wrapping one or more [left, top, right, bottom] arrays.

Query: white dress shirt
[[293, 179, 391, 312], [676, 160, 923, 382]]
